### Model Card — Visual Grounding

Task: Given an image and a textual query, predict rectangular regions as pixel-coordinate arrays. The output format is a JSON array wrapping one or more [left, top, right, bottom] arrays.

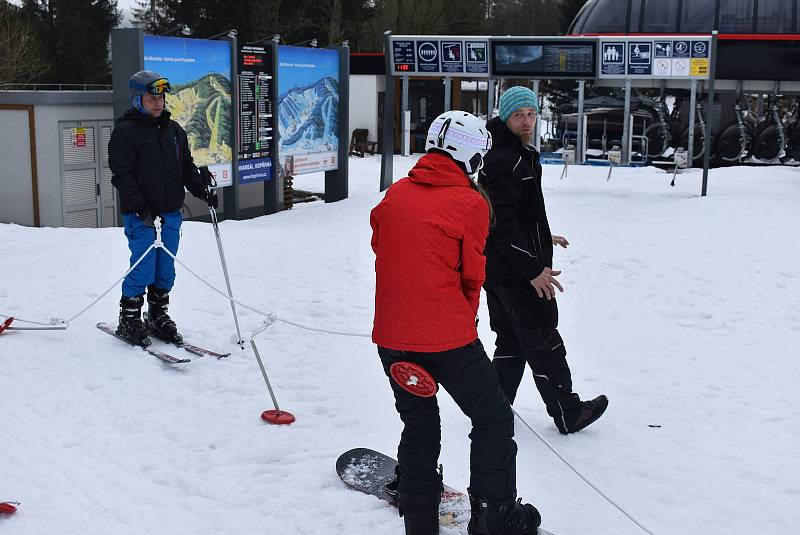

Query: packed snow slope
[[1, 157, 798, 535]]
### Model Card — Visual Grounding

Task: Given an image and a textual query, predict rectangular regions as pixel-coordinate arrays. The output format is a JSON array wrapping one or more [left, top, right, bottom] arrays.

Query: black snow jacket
[[108, 109, 207, 215], [479, 117, 553, 285]]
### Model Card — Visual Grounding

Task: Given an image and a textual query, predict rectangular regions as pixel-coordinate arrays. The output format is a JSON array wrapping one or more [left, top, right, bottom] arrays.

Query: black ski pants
[[484, 283, 580, 423], [378, 339, 517, 501]]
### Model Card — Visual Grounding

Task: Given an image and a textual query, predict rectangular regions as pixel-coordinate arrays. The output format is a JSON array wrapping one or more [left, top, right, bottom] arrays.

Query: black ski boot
[[556, 395, 609, 435], [117, 294, 150, 346], [398, 490, 441, 535], [467, 491, 541, 535], [145, 285, 183, 344]]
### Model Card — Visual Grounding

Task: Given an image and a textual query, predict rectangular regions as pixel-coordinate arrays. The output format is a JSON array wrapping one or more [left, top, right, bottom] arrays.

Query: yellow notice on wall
[[690, 59, 709, 77], [71, 127, 87, 148]]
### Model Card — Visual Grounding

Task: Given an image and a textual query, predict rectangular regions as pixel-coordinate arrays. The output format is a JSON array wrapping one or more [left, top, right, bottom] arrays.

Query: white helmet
[[425, 110, 492, 175]]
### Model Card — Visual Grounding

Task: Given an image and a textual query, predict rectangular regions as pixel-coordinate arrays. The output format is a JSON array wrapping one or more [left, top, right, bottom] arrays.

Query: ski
[[144, 313, 231, 359], [96, 322, 190, 364], [0, 317, 14, 334], [176, 342, 231, 359]]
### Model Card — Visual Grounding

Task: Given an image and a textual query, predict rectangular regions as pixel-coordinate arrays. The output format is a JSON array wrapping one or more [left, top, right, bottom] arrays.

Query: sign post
[[701, 31, 718, 197], [324, 43, 349, 203], [380, 31, 394, 191]]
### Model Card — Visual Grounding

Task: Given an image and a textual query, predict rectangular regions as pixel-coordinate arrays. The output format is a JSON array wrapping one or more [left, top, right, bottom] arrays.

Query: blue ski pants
[[121, 211, 182, 298]]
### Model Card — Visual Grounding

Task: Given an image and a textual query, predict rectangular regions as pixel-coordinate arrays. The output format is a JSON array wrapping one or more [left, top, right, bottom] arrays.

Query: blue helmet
[[129, 70, 171, 114]]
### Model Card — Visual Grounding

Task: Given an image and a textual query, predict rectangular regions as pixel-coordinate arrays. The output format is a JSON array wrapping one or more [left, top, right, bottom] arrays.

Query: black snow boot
[[117, 294, 150, 346], [385, 465, 401, 504], [467, 491, 541, 535], [145, 285, 183, 344], [398, 490, 441, 535], [556, 395, 609, 435]]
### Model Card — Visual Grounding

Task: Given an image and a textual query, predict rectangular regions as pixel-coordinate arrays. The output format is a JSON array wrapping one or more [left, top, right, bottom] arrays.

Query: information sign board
[[598, 36, 711, 79], [237, 44, 274, 184]]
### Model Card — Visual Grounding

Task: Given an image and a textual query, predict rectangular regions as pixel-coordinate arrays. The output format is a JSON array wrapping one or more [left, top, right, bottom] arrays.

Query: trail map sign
[[277, 46, 340, 177], [144, 35, 234, 186]]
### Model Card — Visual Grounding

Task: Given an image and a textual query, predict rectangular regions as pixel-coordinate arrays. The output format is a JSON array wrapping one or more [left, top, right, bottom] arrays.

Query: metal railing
[[0, 83, 112, 91]]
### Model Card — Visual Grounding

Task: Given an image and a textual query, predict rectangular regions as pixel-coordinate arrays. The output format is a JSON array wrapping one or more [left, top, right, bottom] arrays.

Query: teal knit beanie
[[498, 86, 539, 121]]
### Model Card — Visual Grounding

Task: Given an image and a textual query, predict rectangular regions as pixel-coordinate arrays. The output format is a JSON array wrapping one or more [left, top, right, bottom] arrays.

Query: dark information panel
[[717, 40, 800, 81], [238, 45, 274, 183], [492, 40, 596, 78]]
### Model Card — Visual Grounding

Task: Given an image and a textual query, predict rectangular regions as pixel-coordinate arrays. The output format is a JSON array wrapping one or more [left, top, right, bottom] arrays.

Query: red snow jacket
[[371, 152, 490, 352]]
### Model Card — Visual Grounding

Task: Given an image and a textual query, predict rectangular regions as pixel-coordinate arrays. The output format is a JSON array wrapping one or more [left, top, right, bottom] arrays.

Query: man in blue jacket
[[108, 70, 217, 346], [479, 86, 608, 435]]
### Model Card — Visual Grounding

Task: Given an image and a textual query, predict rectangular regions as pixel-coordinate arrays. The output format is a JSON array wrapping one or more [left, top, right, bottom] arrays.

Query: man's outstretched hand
[[530, 267, 564, 300]]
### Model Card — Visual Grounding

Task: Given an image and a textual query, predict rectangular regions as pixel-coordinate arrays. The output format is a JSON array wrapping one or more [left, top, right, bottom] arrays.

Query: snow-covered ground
[[1, 156, 798, 535]]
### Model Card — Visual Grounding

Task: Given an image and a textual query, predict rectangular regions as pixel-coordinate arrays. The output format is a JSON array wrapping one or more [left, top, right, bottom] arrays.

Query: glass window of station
[[570, 0, 800, 35]]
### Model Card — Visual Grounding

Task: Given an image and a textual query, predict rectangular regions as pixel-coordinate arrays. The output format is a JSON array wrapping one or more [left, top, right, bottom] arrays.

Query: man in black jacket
[[108, 70, 217, 346], [478, 86, 608, 435]]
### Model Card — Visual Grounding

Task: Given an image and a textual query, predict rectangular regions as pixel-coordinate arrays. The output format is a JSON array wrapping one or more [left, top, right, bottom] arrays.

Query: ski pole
[[200, 166, 244, 349], [250, 319, 294, 424], [209, 205, 244, 349]]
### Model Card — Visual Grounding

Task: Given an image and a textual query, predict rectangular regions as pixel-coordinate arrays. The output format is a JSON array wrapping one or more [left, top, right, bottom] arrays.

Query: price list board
[[237, 45, 275, 183]]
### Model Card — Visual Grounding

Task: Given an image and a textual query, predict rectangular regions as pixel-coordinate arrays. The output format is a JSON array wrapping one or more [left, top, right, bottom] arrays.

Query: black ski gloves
[[206, 188, 219, 209]]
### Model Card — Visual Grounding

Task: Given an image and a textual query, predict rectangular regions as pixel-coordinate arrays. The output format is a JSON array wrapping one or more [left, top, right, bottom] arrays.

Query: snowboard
[[336, 448, 555, 534], [336, 448, 471, 530]]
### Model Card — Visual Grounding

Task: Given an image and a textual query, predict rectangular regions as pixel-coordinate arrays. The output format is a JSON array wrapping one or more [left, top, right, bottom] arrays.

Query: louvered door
[[59, 120, 117, 228]]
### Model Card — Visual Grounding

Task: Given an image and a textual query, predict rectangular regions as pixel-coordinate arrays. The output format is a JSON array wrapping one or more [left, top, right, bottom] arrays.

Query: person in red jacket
[[371, 110, 541, 535]]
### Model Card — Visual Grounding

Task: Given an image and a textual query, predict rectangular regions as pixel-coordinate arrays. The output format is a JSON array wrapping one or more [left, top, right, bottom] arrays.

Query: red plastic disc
[[390, 361, 438, 398], [0, 317, 13, 335], [0, 502, 18, 514], [261, 410, 295, 425]]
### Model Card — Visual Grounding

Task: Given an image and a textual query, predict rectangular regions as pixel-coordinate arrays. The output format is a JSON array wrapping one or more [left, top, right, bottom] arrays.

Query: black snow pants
[[378, 339, 517, 501], [484, 282, 581, 426]]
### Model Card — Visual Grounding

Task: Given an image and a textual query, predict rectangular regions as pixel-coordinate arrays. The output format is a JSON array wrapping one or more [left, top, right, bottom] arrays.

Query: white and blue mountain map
[[278, 76, 339, 157]]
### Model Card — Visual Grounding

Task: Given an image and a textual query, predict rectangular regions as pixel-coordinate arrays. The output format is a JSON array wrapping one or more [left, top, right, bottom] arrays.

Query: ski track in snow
[[1, 157, 799, 535]]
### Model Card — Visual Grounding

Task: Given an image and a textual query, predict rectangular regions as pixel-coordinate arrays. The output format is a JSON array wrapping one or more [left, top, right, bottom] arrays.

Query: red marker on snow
[[0, 502, 19, 515], [261, 410, 295, 425]]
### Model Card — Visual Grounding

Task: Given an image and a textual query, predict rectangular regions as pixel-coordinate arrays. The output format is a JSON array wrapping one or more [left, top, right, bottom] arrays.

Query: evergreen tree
[[131, 0, 171, 34], [25, 0, 120, 85]]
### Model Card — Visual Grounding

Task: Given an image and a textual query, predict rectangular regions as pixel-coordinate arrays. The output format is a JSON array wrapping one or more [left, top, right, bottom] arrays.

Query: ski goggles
[[147, 78, 171, 95]]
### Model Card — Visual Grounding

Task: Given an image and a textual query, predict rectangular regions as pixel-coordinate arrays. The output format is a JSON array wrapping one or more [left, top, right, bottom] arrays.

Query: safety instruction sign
[[465, 41, 488, 74], [690, 40, 709, 77], [416, 41, 440, 73], [441, 41, 463, 73], [627, 42, 652, 75], [71, 128, 87, 148], [390, 36, 490, 77], [600, 42, 625, 75], [598, 36, 711, 79]]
